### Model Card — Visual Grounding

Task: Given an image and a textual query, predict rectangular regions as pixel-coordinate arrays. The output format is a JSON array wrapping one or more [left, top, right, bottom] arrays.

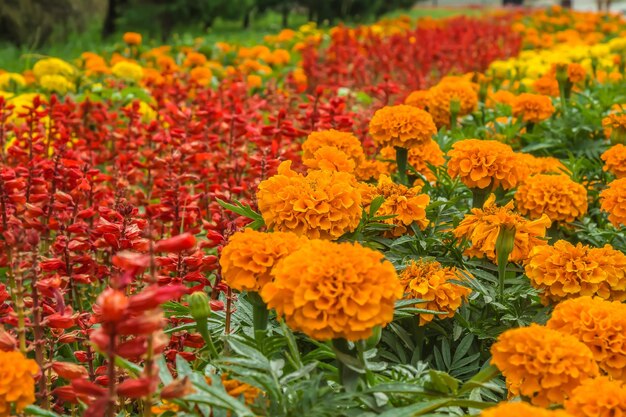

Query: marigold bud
[[189, 292, 211, 322]]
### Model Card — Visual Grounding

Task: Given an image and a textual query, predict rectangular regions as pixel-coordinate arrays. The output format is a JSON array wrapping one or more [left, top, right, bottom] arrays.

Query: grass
[[0, 7, 476, 73]]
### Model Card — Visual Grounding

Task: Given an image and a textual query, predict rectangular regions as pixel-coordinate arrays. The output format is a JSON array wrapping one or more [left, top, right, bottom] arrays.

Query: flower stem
[[331, 338, 362, 392], [471, 187, 490, 209], [248, 292, 268, 346], [395, 146, 408, 186]]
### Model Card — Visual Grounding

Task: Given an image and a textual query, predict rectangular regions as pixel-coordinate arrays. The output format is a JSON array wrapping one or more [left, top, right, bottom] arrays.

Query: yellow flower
[[123, 32, 142, 46], [525, 240, 626, 303], [480, 402, 573, 417], [111, 61, 144, 83], [38, 75, 75, 95], [301, 129, 365, 172], [600, 177, 626, 227], [446, 139, 526, 190], [364, 175, 430, 237], [219, 229, 307, 292], [32, 58, 75, 81], [515, 174, 588, 223], [548, 296, 626, 381], [453, 195, 550, 264], [400, 259, 471, 325], [0, 350, 39, 417], [0, 73, 26, 90], [564, 377, 626, 417], [491, 324, 599, 407], [256, 161, 362, 240], [601, 144, 626, 178], [261, 240, 402, 341], [512, 93, 555, 123], [369, 105, 437, 149]]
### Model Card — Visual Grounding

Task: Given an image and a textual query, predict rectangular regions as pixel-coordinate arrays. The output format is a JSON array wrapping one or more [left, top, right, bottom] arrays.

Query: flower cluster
[[219, 229, 308, 292], [257, 161, 362, 239], [547, 296, 626, 380], [301, 129, 365, 173], [515, 174, 588, 223], [427, 78, 478, 127], [481, 402, 573, 417], [447, 139, 526, 190], [601, 144, 626, 178], [453, 195, 550, 264], [564, 376, 626, 417], [399, 259, 471, 325], [512, 93, 555, 123], [524, 240, 626, 303], [261, 239, 402, 341], [602, 113, 626, 143], [490, 324, 599, 407]]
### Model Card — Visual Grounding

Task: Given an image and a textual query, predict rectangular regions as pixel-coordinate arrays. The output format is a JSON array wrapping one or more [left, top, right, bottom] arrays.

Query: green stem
[[248, 292, 269, 345], [331, 338, 361, 392], [197, 318, 219, 359], [395, 146, 408, 186], [471, 187, 491, 209]]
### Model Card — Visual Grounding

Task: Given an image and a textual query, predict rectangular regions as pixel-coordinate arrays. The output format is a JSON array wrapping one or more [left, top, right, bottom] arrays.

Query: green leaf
[[115, 356, 142, 376], [459, 364, 501, 394], [23, 406, 63, 417], [216, 198, 265, 230], [378, 399, 451, 417]]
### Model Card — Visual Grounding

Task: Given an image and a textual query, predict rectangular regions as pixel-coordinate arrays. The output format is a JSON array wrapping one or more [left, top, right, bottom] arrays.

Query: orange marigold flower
[[257, 161, 362, 240], [486, 90, 516, 108], [525, 240, 626, 303], [533, 75, 560, 97], [446, 139, 526, 190], [567, 63, 586, 84], [600, 177, 626, 227], [301, 129, 365, 171], [354, 159, 389, 181], [219, 229, 307, 292], [601, 144, 626, 178], [517, 153, 568, 176], [491, 324, 599, 407], [304, 146, 356, 173], [189, 67, 212, 86], [261, 240, 402, 341], [512, 93, 555, 123], [515, 174, 588, 223], [369, 105, 437, 149], [183, 52, 207, 68], [453, 195, 550, 264], [123, 32, 142, 46], [400, 259, 471, 325], [481, 402, 574, 417], [0, 350, 39, 416], [548, 296, 626, 381], [427, 80, 478, 127], [602, 113, 626, 144], [404, 90, 430, 109], [365, 175, 430, 237], [221, 374, 262, 405], [564, 376, 626, 417]]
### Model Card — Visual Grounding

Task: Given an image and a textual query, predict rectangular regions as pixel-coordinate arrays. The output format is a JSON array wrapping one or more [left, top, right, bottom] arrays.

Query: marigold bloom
[[567, 63, 586, 83], [602, 113, 626, 143], [0, 73, 26, 90], [548, 296, 626, 380], [491, 324, 599, 407], [301, 129, 365, 171], [404, 90, 430, 109], [256, 161, 362, 240], [261, 240, 402, 341], [564, 377, 626, 417], [601, 144, 626, 178], [533, 75, 560, 97], [219, 229, 307, 292], [123, 32, 142, 45], [38, 74, 75, 95], [486, 90, 516, 108], [369, 105, 437, 149], [364, 175, 430, 237], [525, 240, 626, 303], [0, 351, 39, 416], [481, 402, 574, 417], [189, 67, 212, 86], [32, 58, 75, 81], [111, 61, 144, 83], [246, 74, 262, 89], [354, 159, 388, 181], [512, 93, 555, 123], [515, 174, 588, 223], [221, 374, 262, 405], [600, 178, 626, 226], [183, 52, 207, 68], [447, 139, 526, 190], [454, 195, 550, 264], [400, 259, 471, 325], [517, 153, 568, 176], [428, 80, 478, 127]]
